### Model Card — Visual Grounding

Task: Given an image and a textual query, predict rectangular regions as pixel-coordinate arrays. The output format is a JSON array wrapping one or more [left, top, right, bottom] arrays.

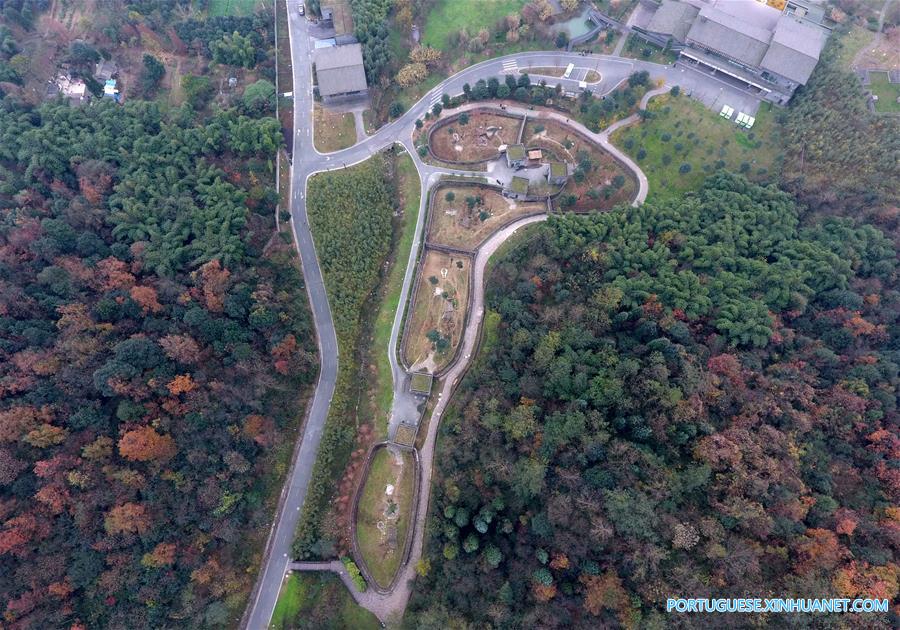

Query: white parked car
[[298, 2, 305, 15]]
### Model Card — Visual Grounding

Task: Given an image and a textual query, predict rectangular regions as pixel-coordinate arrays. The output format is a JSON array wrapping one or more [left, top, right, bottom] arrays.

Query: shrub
[[388, 101, 405, 118], [415, 118, 423, 129], [432, 103, 443, 116], [670, 85, 680, 97], [459, 112, 469, 125], [341, 557, 367, 592], [679, 163, 692, 174], [636, 148, 647, 161]]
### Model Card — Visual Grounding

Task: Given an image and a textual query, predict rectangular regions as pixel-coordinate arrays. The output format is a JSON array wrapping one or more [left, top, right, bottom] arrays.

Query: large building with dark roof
[[633, 0, 831, 104], [313, 43, 368, 99]]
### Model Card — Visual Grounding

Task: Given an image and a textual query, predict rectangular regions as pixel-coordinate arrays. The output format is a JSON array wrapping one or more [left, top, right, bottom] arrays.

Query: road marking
[[501, 60, 518, 74]]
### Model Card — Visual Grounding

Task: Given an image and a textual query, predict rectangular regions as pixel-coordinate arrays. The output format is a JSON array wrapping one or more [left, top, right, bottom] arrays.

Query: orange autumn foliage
[[129, 285, 163, 314], [167, 374, 197, 396], [96, 257, 135, 291], [198, 259, 230, 313], [47, 579, 73, 598], [532, 582, 557, 602], [142, 542, 177, 568], [833, 561, 899, 601], [104, 502, 150, 535], [580, 571, 631, 618], [118, 426, 177, 462], [549, 552, 570, 570]]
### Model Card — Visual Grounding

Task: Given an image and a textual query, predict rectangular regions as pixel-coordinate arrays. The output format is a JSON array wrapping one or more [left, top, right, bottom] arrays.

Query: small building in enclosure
[[503, 176, 529, 200], [505, 144, 527, 169], [548, 162, 569, 186]]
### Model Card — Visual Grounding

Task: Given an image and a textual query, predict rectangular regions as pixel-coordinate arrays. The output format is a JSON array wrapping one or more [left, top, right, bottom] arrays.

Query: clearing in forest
[[429, 111, 521, 163], [429, 184, 545, 251], [611, 92, 780, 200], [355, 446, 416, 589], [404, 250, 470, 373]]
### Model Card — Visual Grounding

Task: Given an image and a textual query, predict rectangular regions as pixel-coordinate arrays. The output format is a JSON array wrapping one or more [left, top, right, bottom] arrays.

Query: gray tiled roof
[[760, 16, 827, 84], [314, 43, 367, 96], [686, 6, 771, 67], [646, 0, 699, 42]]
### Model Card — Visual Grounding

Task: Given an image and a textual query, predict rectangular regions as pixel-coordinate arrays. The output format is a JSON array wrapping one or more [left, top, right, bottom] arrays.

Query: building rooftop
[[506, 144, 526, 160], [313, 43, 367, 96], [527, 148, 543, 160], [646, 0, 699, 41], [759, 16, 828, 83], [509, 176, 529, 194], [687, 5, 772, 67], [549, 162, 568, 178]]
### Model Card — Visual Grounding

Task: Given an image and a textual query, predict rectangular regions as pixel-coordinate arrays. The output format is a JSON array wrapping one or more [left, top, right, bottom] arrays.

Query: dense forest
[[407, 172, 899, 628], [0, 96, 317, 626]]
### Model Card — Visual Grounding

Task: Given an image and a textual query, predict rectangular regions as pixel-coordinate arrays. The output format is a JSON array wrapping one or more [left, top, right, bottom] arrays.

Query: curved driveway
[[244, 14, 715, 628]]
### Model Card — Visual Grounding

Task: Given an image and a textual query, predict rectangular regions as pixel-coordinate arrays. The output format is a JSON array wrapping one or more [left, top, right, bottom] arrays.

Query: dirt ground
[[523, 117, 636, 210], [404, 250, 471, 374], [429, 111, 523, 163], [855, 27, 900, 70], [429, 184, 545, 251]]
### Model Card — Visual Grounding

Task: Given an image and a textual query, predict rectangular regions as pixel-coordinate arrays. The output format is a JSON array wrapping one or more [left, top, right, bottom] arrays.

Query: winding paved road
[[243, 12, 763, 628]]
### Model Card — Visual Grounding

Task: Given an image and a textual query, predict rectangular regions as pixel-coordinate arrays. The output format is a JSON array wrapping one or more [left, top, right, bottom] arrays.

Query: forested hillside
[[0, 99, 316, 627], [407, 173, 899, 628]]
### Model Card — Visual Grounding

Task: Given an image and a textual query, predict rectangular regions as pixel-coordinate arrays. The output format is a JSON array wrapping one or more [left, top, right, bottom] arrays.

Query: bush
[[670, 85, 681, 97], [679, 163, 692, 174], [445, 191, 455, 202], [432, 103, 443, 116], [341, 557, 367, 592], [415, 118, 423, 129], [389, 101, 405, 118], [418, 145, 427, 157], [636, 148, 647, 161], [459, 112, 469, 125], [555, 32, 568, 48]]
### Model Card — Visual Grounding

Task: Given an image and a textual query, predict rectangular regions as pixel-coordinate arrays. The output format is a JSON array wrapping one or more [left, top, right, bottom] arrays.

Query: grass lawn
[[836, 25, 876, 68], [422, 0, 528, 51], [611, 93, 781, 201], [620, 34, 678, 65], [371, 152, 421, 438], [208, 0, 259, 17], [271, 572, 381, 630], [356, 447, 415, 589], [313, 105, 357, 153], [869, 72, 900, 113]]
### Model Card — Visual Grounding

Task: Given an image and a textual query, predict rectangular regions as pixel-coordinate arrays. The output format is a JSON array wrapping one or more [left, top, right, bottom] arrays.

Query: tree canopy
[[408, 173, 899, 628]]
